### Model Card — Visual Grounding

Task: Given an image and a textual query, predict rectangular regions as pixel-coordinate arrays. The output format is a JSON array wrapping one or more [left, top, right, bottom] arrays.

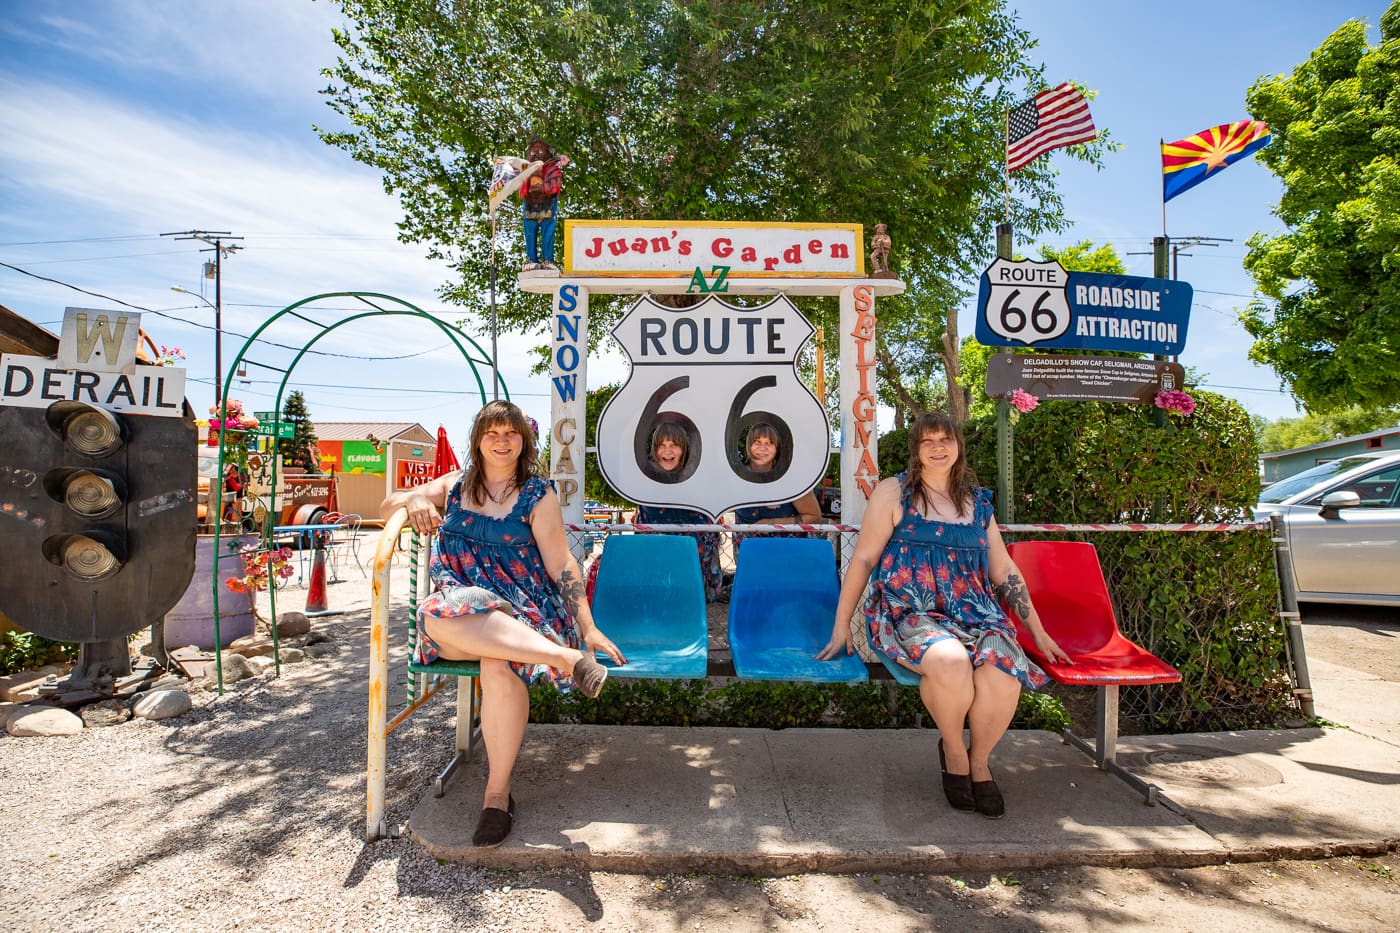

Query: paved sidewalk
[[406, 606, 1400, 875]]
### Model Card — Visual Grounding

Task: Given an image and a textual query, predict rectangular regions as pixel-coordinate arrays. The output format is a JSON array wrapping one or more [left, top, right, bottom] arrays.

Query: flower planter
[[164, 534, 257, 649]]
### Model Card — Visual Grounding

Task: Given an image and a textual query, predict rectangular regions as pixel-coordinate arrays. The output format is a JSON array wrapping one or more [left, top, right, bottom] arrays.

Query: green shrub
[[0, 631, 76, 677], [963, 391, 1294, 733]]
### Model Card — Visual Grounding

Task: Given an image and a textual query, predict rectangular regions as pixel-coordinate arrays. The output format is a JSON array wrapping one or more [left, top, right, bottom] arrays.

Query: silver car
[[1254, 451, 1400, 606]]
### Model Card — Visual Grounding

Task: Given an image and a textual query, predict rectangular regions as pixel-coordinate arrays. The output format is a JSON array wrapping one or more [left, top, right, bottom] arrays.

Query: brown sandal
[[472, 794, 516, 847], [572, 653, 609, 698]]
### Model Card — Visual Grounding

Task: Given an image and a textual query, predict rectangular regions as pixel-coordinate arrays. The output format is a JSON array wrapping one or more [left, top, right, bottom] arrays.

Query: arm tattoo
[[994, 572, 1033, 621], [558, 566, 586, 619]]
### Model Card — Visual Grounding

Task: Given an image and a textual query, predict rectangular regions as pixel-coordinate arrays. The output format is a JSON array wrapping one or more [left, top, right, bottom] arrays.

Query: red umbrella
[[432, 425, 461, 478]]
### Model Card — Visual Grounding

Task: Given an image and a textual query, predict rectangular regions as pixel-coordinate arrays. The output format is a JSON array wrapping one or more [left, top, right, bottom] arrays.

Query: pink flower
[[1154, 390, 1196, 416], [1009, 389, 1039, 414]]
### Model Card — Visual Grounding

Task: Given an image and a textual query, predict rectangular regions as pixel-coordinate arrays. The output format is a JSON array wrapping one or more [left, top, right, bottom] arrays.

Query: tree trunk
[[941, 307, 968, 425]]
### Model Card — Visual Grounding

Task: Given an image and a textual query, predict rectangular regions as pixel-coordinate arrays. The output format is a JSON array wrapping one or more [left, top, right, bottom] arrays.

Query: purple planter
[[164, 535, 257, 649]]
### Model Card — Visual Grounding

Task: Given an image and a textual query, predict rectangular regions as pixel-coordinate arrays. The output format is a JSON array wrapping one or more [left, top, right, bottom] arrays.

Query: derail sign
[[974, 258, 1192, 355], [564, 220, 864, 277], [1, 308, 186, 417]]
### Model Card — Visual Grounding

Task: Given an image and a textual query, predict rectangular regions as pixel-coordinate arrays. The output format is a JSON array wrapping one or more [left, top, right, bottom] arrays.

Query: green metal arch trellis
[[207, 291, 505, 692]]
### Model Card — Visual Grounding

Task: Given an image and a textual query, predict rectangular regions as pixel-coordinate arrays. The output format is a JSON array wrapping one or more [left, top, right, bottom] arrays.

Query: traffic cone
[[303, 545, 340, 617]]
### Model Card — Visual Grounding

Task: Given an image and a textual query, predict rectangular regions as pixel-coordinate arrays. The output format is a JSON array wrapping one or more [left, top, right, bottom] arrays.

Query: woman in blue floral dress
[[381, 401, 625, 848], [633, 422, 724, 601], [818, 411, 1069, 819], [732, 421, 823, 560]]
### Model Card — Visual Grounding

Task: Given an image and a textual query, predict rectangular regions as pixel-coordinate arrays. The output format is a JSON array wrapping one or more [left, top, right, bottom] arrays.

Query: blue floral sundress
[[733, 499, 814, 559], [416, 475, 583, 691], [634, 504, 723, 602], [865, 478, 1049, 690]]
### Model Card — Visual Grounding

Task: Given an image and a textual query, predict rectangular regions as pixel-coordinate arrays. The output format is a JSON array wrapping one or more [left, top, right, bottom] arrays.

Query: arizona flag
[[1161, 121, 1271, 202]]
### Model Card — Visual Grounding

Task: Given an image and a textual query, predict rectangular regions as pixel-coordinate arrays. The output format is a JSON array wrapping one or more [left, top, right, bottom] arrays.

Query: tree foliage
[[1255, 404, 1400, 453], [1242, 4, 1400, 410], [319, 0, 1110, 405], [278, 390, 320, 473]]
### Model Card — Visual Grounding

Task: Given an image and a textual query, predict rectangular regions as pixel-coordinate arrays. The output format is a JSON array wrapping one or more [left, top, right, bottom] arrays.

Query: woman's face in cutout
[[747, 432, 778, 471], [654, 437, 686, 473]]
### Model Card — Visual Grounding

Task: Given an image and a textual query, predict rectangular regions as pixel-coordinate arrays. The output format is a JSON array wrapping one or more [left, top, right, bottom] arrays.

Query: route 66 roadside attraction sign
[[974, 257, 1192, 356], [595, 293, 830, 519]]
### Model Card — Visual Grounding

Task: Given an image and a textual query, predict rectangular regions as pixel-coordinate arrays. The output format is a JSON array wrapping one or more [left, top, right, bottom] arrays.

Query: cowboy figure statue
[[520, 136, 564, 274]]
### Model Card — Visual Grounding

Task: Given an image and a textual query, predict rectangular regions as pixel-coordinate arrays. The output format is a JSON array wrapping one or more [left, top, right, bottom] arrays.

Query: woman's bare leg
[[913, 639, 975, 774], [967, 663, 1021, 781], [478, 657, 529, 810], [424, 609, 583, 672]]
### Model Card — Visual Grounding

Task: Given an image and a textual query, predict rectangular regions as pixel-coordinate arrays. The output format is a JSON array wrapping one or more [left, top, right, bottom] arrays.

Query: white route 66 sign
[[595, 294, 830, 520], [979, 257, 1071, 345]]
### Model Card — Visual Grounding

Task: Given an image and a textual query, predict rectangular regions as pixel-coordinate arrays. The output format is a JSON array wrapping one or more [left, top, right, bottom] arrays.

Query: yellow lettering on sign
[[72, 312, 130, 365]]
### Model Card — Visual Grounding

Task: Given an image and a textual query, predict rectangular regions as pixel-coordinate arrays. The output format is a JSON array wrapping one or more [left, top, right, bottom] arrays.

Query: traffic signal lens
[[42, 533, 124, 581], [64, 472, 121, 517], [63, 535, 121, 580], [65, 408, 122, 456]]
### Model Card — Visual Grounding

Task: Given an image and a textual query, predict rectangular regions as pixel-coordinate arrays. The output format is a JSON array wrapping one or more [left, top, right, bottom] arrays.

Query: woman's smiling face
[[654, 437, 686, 473], [917, 430, 958, 474], [479, 423, 523, 466]]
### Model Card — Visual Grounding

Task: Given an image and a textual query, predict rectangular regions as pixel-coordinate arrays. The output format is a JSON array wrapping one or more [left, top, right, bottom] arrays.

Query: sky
[[0, 0, 1392, 462]]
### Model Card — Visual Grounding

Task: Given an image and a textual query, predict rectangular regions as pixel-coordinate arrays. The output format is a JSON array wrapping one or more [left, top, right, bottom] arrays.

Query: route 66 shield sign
[[975, 257, 1072, 346], [595, 294, 830, 520]]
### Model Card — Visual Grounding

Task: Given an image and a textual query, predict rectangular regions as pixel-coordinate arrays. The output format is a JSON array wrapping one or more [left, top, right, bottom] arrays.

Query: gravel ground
[[1, 558, 1396, 931]]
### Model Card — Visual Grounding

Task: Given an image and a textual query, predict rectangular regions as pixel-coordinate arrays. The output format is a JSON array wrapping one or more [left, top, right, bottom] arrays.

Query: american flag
[[1006, 83, 1097, 173]]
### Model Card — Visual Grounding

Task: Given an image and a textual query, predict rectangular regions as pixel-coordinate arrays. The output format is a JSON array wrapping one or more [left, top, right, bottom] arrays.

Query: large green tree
[[1243, 3, 1400, 410], [319, 0, 1108, 404], [1255, 404, 1400, 453]]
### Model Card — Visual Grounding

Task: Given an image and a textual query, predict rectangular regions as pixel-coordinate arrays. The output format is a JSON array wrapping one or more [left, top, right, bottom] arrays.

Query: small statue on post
[[869, 222, 895, 278], [519, 137, 566, 275]]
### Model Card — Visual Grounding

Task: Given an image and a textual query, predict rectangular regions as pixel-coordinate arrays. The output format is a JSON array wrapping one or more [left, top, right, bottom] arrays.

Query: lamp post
[[170, 285, 222, 407]]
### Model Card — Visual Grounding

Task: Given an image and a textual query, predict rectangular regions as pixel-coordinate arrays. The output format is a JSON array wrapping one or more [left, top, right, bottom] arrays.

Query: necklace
[[483, 480, 516, 505], [921, 483, 960, 514]]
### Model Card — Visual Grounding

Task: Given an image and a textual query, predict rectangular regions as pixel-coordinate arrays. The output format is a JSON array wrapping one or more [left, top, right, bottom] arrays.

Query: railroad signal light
[[0, 395, 197, 646]]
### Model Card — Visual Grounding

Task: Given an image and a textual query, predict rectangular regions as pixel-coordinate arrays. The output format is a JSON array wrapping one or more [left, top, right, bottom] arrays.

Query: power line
[[0, 260, 465, 362]]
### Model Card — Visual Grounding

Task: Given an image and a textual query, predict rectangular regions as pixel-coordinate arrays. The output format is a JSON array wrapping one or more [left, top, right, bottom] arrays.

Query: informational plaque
[[985, 353, 1185, 404]]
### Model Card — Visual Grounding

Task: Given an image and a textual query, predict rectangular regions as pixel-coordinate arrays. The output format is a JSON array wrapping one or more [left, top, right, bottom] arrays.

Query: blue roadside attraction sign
[[975, 257, 1192, 356]]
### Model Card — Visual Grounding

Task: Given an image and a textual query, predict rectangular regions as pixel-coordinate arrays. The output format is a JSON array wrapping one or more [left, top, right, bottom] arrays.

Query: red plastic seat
[[1006, 540, 1181, 804]]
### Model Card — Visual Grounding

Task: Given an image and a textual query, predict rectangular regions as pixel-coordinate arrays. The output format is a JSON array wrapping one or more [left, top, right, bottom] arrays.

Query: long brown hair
[[463, 400, 539, 507], [900, 411, 977, 519]]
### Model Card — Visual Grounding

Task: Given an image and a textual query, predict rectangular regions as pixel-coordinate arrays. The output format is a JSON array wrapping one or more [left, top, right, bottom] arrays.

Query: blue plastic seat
[[728, 537, 869, 683], [877, 652, 921, 686], [589, 534, 709, 679]]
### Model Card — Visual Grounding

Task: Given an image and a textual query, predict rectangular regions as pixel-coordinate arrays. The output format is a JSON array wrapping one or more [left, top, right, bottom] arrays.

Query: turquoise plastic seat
[[877, 652, 921, 686], [728, 537, 868, 683], [590, 534, 709, 679]]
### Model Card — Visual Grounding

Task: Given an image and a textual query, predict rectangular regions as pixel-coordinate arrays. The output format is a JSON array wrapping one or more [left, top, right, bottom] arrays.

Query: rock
[[148, 674, 188, 692], [246, 655, 275, 675], [6, 706, 83, 736], [276, 612, 311, 637], [205, 652, 255, 687], [279, 648, 305, 664], [80, 699, 132, 728], [303, 642, 338, 660], [133, 689, 192, 720], [227, 634, 275, 658], [0, 702, 22, 731], [302, 630, 332, 646]]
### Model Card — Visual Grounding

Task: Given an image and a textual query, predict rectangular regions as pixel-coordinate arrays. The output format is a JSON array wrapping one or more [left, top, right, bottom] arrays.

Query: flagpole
[[490, 213, 500, 401], [1160, 138, 1167, 238], [1004, 109, 1012, 223]]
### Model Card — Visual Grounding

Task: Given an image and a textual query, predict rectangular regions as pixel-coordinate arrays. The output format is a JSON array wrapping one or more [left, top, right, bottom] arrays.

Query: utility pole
[[162, 229, 243, 407]]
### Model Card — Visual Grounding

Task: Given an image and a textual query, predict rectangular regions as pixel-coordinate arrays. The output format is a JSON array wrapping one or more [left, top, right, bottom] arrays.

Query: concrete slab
[[1307, 656, 1400, 746], [1117, 728, 1400, 858], [409, 726, 1221, 875]]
